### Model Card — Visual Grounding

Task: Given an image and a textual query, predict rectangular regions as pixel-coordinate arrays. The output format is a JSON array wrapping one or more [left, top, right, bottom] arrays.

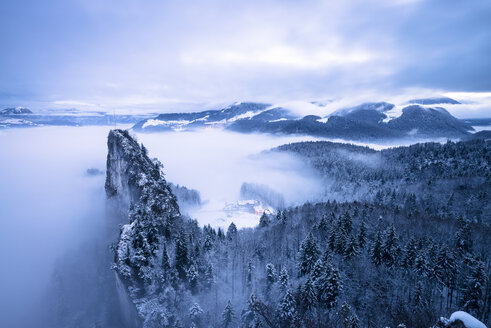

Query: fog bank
[[0, 126, 113, 327]]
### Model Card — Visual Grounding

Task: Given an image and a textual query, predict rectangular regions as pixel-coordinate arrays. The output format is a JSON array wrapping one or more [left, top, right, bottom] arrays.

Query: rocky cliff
[[105, 129, 183, 327]]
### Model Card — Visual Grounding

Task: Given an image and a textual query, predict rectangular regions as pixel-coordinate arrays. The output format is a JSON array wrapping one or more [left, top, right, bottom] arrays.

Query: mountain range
[[132, 98, 478, 140], [0, 107, 154, 129]]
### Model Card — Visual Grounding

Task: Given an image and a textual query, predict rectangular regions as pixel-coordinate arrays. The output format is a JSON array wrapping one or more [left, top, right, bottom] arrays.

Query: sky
[[1, 0, 491, 115]]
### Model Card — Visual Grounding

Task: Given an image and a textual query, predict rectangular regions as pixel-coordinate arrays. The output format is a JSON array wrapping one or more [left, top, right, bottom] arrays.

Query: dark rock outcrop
[[105, 129, 182, 327]]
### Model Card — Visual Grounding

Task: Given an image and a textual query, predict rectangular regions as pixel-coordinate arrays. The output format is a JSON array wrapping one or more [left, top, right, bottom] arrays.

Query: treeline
[[274, 139, 491, 224], [123, 198, 489, 328]]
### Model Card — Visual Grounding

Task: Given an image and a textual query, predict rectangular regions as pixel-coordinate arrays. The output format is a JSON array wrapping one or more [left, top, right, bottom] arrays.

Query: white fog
[[0, 124, 487, 327]]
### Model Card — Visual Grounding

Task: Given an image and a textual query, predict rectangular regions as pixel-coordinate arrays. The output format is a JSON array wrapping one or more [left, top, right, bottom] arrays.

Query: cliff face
[[105, 129, 182, 327]]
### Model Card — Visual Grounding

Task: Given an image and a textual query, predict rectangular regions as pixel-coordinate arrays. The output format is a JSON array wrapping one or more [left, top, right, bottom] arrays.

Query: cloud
[[0, 0, 490, 111]]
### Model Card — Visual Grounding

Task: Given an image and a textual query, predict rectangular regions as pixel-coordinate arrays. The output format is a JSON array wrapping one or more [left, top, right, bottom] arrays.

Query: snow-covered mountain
[[133, 99, 474, 140], [132, 102, 290, 131], [408, 96, 461, 105], [0, 107, 33, 115], [0, 107, 154, 129]]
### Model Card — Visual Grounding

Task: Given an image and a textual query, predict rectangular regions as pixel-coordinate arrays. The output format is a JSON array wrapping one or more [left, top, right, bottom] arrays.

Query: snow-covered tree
[[277, 289, 296, 327], [222, 300, 235, 328], [278, 267, 289, 293], [175, 231, 189, 280], [316, 263, 343, 310], [298, 232, 320, 276]]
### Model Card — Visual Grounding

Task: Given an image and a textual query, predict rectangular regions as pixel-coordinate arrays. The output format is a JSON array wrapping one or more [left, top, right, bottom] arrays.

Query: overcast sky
[[1, 0, 490, 115]]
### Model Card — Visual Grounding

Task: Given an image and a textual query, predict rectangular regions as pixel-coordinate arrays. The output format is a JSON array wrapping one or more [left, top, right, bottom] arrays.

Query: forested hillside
[[100, 131, 489, 328], [274, 140, 491, 225]]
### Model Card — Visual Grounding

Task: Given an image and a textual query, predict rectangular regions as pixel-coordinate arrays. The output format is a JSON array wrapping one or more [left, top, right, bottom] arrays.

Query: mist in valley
[[134, 130, 327, 228], [1, 123, 489, 327], [0, 126, 342, 326]]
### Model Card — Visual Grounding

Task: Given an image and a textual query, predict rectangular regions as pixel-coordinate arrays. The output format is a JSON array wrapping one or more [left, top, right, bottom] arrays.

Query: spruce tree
[[189, 303, 203, 324], [344, 235, 360, 260], [381, 224, 398, 267], [455, 216, 472, 253], [298, 232, 320, 276], [278, 267, 289, 293], [161, 243, 170, 271], [370, 229, 383, 266], [412, 282, 427, 309], [203, 263, 215, 290], [341, 302, 360, 328], [414, 251, 429, 277], [259, 213, 270, 228], [187, 264, 199, 294], [311, 259, 324, 282], [222, 300, 235, 328], [462, 259, 487, 318], [265, 263, 276, 296], [227, 222, 238, 241], [278, 289, 296, 327], [316, 263, 342, 310], [302, 277, 317, 313], [358, 220, 367, 249], [175, 231, 189, 280], [246, 260, 254, 290]]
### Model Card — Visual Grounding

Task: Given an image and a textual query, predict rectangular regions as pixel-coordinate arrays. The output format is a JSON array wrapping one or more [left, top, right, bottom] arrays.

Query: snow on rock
[[447, 311, 486, 328], [382, 105, 404, 123], [142, 119, 191, 129]]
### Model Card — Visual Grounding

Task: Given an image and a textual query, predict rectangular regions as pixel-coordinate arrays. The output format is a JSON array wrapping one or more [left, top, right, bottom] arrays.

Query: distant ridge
[[0, 107, 33, 115], [408, 96, 460, 105], [133, 100, 474, 140]]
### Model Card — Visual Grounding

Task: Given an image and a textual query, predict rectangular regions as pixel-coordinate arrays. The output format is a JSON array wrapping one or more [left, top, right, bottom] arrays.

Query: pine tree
[[341, 211, 353, 234], [222, 300, 235, 328], [311, 259, 324, 282], [318, 216, 329, 233], [278, 289, 296, 326], [414, 251, 429, 277], [175, 231, 189, 280], [203, 263, 215, 290], [358, 220, 367, 249], [344, 235, 360, 260], [259, 213, 270, 228], [227, 222, 238, 241], [328, 227, 337, 252], [432, 245, 456, 287], [401, 237, 417, 270], [316, 263, 343, 310], [381, 224, 398, 267], [241, 294, 261, 328], [370, 229, 383, 266], [217, 227, 225, 240], [281, 211, 288, 225], [302, 277, 317, 313], [455, 216, 472, 253], [161, 243, 170, 271], [189, 303, 203, 323], [412, 282, 427, 309], [462, 259, 487, 318], [203, 234, 213, 252], [246, 260, 254, 290], [278, 267, 289, 293], [187, 264, 199, 294], [340, 302, 360, 328], [265, 263, 276, 296], [298, 232, 320, 276]]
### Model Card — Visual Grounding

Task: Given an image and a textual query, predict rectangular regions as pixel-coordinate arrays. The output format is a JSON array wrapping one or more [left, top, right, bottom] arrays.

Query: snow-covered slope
[[133, 99, 474, 140], [439, 311, 487, 328], [0, 107, 33, 115]]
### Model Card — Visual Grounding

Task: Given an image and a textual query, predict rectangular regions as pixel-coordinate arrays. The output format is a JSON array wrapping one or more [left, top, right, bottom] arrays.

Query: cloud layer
[[1, 0, 490, 112]]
